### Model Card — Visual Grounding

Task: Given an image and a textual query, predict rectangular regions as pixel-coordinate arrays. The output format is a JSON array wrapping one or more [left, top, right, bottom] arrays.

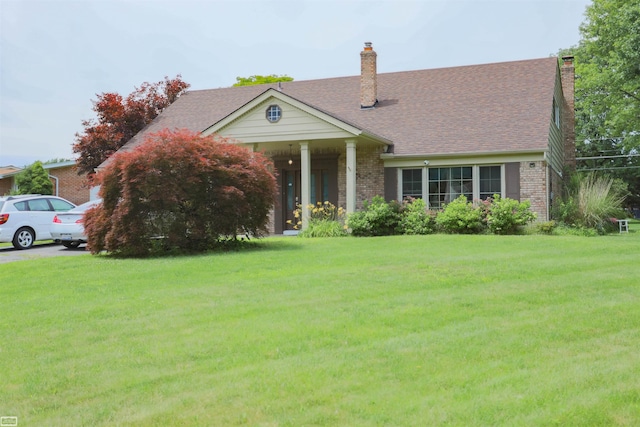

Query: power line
[[577, 154, 640, 160], [578, 166, 640, 171]]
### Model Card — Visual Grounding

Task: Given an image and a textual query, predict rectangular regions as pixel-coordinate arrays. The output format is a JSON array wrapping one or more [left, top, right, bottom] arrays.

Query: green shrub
[[400, 198, 436, 235], [485, 194, 537, 235], [435, 195, 484, 234], [347, 196, 402, 237], [299, 219, 348, 238], [535, 220, 557, 235]]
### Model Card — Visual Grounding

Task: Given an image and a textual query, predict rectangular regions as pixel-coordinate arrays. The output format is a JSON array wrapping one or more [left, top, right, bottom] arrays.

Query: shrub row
[[345, 195, 536, 237]]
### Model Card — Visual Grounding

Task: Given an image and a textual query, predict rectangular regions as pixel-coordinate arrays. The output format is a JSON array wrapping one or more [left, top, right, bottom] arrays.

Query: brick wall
[[337, 145, 385, 210], [360, 43, 377, 108], [48, 165, 91, 205], [0, 178, 14, 196], [520, 161, 548, 221]]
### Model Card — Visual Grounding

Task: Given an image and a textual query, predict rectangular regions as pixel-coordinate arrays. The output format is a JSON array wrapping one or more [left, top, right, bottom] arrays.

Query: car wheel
[[13, 227, 35, 250], [62, 241, 81, 249]]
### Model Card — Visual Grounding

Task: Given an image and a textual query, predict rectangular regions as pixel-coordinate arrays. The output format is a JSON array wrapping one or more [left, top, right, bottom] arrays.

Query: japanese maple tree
[[73, 75, 190, 176], [84, 129, 277, 257]]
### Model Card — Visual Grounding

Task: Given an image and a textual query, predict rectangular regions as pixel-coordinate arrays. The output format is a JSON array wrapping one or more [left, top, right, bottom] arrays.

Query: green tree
[[560, 0, 640, 207], [14, 161, 53, 195], [233, 75, 293, 87]]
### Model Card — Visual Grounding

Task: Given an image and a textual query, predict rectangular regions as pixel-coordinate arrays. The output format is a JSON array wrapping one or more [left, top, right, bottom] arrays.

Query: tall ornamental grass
[[577, 173, 627, 229]]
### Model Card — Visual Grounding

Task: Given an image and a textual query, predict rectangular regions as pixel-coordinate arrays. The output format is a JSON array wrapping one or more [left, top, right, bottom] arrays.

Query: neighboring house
[[0, 161, 90, 205], [102, 43, 575, 234], [0, 166, 22, 195]]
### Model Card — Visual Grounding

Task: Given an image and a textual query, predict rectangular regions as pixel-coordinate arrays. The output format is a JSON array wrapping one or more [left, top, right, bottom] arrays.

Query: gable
[[211, 96, 357, 144]]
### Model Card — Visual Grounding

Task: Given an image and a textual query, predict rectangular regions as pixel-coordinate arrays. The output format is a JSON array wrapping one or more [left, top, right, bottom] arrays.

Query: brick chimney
[[360, 42, 377, 109], [561, 55, 576, 169]]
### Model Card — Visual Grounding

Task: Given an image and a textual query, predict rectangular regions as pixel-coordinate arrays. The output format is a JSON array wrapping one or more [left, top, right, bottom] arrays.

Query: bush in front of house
[[347, 195, 402, 236], [400, 198, 436, 235], [85, 129, 277, 257], [484, 194, 537, 235], [298, 201, 348, 238], [435, 195, 484, 234]]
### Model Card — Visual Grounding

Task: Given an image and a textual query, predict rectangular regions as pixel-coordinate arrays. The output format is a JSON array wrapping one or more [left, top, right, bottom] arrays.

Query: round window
[[266, 105, 282, 123]]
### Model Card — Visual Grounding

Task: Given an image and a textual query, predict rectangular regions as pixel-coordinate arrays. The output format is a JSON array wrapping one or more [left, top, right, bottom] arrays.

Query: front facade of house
[[105, 44, 575, 234]]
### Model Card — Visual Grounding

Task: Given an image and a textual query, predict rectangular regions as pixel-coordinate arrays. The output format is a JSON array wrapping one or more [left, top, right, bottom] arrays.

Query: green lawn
[[1, 224, 640, 426]]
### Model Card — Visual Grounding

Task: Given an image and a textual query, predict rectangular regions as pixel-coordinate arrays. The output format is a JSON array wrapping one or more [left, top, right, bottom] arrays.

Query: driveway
[[0, 243, 89, 264]]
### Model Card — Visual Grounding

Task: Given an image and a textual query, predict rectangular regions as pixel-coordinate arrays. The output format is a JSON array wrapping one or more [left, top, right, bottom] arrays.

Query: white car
[[50, 199, 101, 248], [0, 195, 76, 249]]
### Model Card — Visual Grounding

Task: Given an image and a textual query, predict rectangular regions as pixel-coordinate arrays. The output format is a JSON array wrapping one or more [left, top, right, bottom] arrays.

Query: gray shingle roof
[[116, 56, 559, 159]]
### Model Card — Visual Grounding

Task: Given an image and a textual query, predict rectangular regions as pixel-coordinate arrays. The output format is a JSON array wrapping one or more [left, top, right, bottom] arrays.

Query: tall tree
[[15, 161, 53, 195], [233, 75, 293, 87], [73, 75, 190, 176], [561, 0, 640, 206]]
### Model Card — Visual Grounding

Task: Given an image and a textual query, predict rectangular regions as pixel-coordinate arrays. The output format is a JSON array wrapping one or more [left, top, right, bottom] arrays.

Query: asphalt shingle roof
[[117, 56, 559, 158]]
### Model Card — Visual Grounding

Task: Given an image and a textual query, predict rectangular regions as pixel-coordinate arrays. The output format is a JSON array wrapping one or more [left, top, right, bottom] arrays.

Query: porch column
[[345, 139, 357, 213], [300, 141, 311, 229]]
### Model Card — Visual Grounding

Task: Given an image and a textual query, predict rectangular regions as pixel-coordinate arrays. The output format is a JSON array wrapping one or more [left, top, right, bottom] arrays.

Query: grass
[[1, 222, 640, 426]]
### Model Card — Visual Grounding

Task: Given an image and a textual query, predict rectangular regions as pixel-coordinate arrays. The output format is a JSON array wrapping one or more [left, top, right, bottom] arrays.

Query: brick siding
[[337, 146, 385, 210], [48, 165, 91, 205], [520, 161, 548, 221]]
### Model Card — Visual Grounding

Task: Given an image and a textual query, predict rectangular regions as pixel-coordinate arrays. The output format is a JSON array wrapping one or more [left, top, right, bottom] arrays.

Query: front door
[[276, 155, 339, 234]]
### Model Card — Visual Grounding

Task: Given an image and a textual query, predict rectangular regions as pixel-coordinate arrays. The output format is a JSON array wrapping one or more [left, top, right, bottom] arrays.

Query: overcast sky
[[1, 0, 591, 167]]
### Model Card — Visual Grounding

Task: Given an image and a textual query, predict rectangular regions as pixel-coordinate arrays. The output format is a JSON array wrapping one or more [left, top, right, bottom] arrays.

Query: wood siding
[[547, 68, 566, 175], [219, 99, 354, 144]]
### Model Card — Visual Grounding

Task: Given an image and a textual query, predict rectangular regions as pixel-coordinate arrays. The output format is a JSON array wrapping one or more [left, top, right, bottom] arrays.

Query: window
[[401, 165, 503, 209], [402, 169, 422, 199], [553, 98, 560, 127], [428, 167, 472, 209], [49, 198, 75, 212], [479, 166, 501, 200], [28, 199, 51, 211], [266, 105, 282, 123]]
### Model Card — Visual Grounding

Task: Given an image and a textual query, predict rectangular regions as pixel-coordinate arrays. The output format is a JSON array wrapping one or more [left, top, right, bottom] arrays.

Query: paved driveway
[[0, 243, 89, 264]]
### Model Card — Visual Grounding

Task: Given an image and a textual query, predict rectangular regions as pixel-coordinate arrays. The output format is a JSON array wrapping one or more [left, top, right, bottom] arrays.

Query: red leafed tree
[[73, 75, 190, 176], [84, 129, 278, 257]]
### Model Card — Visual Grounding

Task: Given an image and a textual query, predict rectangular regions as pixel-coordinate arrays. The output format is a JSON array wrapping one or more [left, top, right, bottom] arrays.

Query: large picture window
[[400, 165, 502, 208]]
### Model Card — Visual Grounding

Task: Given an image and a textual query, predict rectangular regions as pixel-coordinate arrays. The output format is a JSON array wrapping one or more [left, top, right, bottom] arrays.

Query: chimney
[[561, 55, 576, 169], [360, 42, 377, 109]]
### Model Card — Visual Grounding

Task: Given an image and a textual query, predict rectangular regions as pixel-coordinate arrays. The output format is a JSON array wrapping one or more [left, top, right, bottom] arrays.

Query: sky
[[1, 0, 591, 167]]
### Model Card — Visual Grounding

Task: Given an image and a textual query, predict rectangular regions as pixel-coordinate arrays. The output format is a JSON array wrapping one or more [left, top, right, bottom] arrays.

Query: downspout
[[49, 174, 59, 196]]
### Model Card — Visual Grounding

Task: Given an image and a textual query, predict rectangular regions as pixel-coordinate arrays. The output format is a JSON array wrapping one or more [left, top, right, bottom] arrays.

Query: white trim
[[300, 142, 311, 230], [346, 139, 357, 213]]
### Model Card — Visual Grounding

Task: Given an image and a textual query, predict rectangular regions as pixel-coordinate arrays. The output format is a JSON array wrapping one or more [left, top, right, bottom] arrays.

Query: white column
[[300, 141, 311, 229], [345, 139, 357, 213]]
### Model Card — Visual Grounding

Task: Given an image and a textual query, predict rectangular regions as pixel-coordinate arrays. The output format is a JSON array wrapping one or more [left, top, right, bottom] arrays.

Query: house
[[0, 166, 22, 196], [103, 43, 575, 234], [0, 161, 91, 205]]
